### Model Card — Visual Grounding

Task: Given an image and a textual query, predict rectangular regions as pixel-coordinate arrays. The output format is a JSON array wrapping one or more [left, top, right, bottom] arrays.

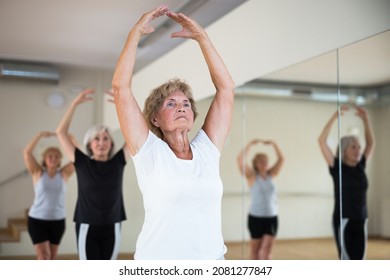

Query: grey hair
[[83, 124, 115, 158], [337, 135, 359, 160]]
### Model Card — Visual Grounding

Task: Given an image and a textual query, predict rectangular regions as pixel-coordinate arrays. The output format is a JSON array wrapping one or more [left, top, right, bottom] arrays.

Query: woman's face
[[344, 139, 361, 163], [153, 91, 194, 134], [89, 131, 112, 158], [255, 155, 268, 173], [44, 150, 61, 169]]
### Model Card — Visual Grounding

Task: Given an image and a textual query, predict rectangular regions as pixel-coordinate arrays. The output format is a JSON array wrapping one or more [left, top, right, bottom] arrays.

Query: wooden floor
[[1, 238, 389, 260], [225, 238, 390, 260]]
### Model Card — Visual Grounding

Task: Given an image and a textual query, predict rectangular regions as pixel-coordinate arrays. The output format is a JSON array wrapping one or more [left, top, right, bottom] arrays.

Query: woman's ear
[[151, 116, 160, 128]]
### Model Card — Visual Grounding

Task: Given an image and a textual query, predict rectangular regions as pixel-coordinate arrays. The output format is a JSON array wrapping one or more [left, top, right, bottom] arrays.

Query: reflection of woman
[[237, 139, 284, 260], [56, 89, 130, 260], [112, 6, 234, 259], [23, 131, 74, 260], [318, 105, 375, 260]]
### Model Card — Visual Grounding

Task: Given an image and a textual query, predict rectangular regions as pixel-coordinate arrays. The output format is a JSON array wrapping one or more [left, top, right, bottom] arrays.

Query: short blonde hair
[[143, 78, 198, 139], [83, 124, 115, 158], [41, 147, 62, 168]]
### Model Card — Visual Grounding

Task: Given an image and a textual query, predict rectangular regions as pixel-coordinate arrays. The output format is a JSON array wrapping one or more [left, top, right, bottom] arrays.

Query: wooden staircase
[[0, 210, 28, 243]]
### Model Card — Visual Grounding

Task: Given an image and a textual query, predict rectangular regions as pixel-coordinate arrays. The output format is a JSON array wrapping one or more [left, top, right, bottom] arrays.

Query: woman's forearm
[[112, 29, 140, 91], [272, 142, 284, 162], [319, 111, 337, 143], [23, 132, 42, 155], [362, 114, 375, 158], [56, 103, 76, 136], [197, 33, 234, 92]]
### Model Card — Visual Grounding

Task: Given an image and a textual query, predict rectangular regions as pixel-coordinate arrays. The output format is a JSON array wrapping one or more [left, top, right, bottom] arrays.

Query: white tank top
[[249, 175, 278, 217], [28, 171, 66, 220]]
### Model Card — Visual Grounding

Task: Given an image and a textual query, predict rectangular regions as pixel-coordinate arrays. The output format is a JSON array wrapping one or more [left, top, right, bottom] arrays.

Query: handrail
[[0, 169, 29, 188]]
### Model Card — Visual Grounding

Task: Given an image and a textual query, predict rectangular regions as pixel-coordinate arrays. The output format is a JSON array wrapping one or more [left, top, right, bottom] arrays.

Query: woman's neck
[[46, 167, 57, 177], [257, 171, 267, 178], [343, 158, 358, 167], [163, 130, 192, 160], [92, 154, 109, 161]]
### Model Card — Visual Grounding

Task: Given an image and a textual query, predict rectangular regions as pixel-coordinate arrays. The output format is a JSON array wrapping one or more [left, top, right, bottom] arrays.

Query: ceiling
[[0, 0, 388, 90], [238, 30, 390, 106], [0, 0, 246, 72], [262, 30, 390, 87]]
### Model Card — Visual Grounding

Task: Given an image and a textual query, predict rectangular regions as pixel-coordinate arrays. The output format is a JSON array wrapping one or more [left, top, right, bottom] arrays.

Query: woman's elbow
[[111, 76, 129, 94], [111, 85, 130, 102], [55, 128, 67, 139], [55, 127, 62, 135], [224, 80, 236, 96], [318, 136, 326, 145], [22, 148, 30, 157]]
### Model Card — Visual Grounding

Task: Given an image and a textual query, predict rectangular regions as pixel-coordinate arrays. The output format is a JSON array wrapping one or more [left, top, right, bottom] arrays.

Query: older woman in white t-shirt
[[112, 5, 234, 259]]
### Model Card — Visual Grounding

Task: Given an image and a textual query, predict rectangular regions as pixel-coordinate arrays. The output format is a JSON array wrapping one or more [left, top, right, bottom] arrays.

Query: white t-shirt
[[132, 129, 226, 259]]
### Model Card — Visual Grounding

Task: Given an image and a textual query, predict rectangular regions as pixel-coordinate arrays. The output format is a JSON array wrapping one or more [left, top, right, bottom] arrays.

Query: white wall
[[370, 107, 390, 236], [104, 0, 390, 129]]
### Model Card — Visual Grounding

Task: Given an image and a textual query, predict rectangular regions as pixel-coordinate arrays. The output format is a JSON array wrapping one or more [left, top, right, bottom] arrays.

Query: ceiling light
[[235, 85, 292, 97], [310, 92, 349, 103]]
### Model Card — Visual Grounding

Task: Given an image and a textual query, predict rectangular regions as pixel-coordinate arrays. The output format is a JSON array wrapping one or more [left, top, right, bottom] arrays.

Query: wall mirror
[[230, 30, 390, 260], [337, 30, 390, 260], [233, 50, 339, 260]]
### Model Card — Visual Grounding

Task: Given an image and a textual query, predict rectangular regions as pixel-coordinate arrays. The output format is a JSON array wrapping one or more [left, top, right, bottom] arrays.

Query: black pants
[[248, 215, 278, 238], [333, 216, 367, 260], [28, 216, 65, 245], [76, 223, 121, 260]]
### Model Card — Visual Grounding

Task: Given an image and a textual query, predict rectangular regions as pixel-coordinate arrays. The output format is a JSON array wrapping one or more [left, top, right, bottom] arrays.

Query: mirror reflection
[[234, 50, 339, 259], [337, 30, 390, 260], [233, 30, 390, 260]]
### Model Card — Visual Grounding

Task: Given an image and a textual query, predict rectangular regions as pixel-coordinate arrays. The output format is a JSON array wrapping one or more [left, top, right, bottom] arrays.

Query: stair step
[[9, 218, 28, 228], [0, 233, 16, 242], [0, 215, 28, 243], [0, 229, 17, 242]]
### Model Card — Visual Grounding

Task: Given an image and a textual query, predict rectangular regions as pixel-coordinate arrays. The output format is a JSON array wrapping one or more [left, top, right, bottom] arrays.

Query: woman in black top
[[56, 88, 130, 260], [318, 105, 375, 259]]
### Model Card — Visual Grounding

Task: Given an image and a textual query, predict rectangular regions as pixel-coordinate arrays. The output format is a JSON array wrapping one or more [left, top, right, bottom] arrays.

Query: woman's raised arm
[[167, 11, 235, 152], [56, 88, 94, 162], [112, 6, 169, 156], [23, 131, 55, 176], [318, 106, 348, 167], [237, 139, 259, 186], [266, 140, 284, 177], [356, 107, 375, 159]]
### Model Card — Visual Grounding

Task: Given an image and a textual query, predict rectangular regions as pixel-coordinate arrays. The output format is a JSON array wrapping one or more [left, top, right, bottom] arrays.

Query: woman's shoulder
[[132, 130, 162, 160], [192, 129, 219, 152]]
